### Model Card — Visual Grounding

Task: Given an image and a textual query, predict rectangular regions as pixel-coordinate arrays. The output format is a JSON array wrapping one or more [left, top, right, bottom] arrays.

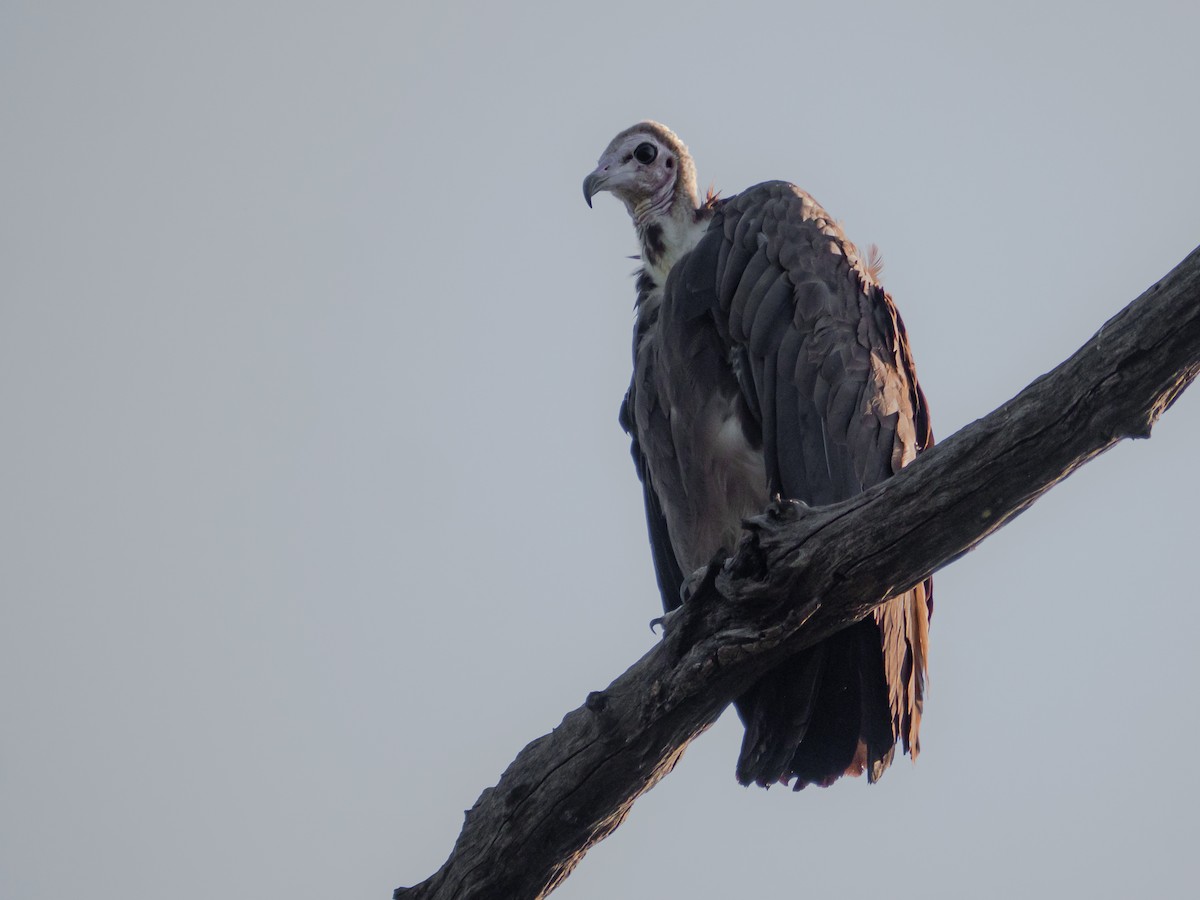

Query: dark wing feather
[[674, 181, 932, 787], [622, 275, 687, 613], [620, 389, 684, 612]]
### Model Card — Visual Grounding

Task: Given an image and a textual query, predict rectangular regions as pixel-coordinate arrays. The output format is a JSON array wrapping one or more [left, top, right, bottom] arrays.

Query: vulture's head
[[582, 121, 700, 222]]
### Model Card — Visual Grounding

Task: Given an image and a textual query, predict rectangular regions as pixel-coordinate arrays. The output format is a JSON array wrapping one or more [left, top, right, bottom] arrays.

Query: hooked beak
[[582, 169, 610, 208]]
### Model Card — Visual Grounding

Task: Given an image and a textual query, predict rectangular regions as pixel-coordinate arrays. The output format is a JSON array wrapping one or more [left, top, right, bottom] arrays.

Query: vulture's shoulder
[[671, 179, 888, 343], [698, 181, 880, 292], [666, 178, 932, 495]]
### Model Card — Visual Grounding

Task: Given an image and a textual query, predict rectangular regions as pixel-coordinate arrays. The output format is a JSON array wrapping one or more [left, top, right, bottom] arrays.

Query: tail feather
[[734, 644, 826, 785], [732, 586, 926, 790], [784, 627, 864, 789]]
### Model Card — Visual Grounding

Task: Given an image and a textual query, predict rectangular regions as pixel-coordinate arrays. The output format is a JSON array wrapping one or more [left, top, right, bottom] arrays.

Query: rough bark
[[395, 245, 1200, 900]]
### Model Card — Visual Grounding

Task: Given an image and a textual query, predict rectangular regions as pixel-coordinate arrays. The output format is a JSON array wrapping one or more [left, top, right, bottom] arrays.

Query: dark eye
[[633, 142, 658, 164]]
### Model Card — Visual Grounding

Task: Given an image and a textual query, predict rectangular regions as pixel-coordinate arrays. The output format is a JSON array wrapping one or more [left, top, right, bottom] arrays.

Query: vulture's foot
[[650, 558, 724, 635], [649, 607, 683, 635]]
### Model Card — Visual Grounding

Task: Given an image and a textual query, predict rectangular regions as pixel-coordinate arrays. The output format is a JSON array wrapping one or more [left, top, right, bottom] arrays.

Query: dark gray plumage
[[586, 122, 932, 789]]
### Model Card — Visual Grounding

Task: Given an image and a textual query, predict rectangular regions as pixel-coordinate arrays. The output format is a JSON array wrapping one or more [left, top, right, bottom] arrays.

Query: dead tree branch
[[395, 245, 1200, 900]]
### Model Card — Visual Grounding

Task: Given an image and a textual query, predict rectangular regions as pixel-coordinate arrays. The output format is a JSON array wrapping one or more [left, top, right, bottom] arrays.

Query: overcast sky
[[3, 2, 1199, 899]]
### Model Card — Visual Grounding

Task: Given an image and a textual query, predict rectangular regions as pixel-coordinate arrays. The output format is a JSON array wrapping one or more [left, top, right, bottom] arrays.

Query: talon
[[649, 605, 684, 635]]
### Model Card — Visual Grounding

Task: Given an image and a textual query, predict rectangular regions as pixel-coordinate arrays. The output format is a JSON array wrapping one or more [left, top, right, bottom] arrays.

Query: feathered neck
[[632, 190, 712, 289]]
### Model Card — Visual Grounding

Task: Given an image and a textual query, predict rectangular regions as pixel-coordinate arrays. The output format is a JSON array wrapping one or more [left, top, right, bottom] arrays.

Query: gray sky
[[3, 2, 1199, 898]]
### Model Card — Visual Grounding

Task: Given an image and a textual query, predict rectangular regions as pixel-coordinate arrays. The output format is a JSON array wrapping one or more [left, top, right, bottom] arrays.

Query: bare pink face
[[582, 130, 678, 210]]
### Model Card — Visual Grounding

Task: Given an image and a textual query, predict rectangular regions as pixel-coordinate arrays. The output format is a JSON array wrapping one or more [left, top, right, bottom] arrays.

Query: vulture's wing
[[621, 273, 687, 612], [619, 401, 685, 612], [659, 181, 931, 786], [677, 181, 932, 500]]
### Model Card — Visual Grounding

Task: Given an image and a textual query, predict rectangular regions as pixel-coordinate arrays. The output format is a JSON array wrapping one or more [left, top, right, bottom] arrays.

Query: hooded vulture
[[584, 121, 933, 789]]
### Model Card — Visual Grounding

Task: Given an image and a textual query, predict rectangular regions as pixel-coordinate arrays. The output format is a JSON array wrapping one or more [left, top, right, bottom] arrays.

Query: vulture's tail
[[733, 587, 925, 789]]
